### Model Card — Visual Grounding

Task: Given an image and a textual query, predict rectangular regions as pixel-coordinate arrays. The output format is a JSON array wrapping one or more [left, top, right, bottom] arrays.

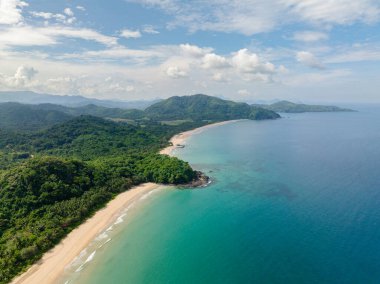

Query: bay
[[66, 106, 380, 284]]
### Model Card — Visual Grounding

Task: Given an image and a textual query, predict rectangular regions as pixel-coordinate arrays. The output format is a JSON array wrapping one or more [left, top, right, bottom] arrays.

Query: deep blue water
[[67, 106, 380, 284]]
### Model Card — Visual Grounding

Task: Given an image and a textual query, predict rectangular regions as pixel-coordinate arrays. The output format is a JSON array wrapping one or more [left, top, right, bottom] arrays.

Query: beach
[[12, 120, 241, 284], [160, 120, 243, 156], [11, 183, 160, 284]]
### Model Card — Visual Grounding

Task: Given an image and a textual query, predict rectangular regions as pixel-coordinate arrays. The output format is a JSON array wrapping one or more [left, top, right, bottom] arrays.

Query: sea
[[62, 105, 380, 284]]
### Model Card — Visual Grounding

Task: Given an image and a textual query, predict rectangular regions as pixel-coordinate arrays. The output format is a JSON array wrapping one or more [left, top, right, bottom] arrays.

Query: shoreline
[[160, 119, 243, 156], [11, 183, 161, 284], [12, 119, 242, 284]]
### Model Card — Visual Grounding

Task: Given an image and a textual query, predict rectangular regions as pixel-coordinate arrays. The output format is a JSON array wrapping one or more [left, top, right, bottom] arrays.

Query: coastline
[[160, 119, 243, 156], [11, 183, 161, 284], [12, 119, 242, 284]]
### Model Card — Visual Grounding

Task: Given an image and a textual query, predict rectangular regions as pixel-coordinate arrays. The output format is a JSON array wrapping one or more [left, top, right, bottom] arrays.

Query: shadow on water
[[258, 182, 297, 200]]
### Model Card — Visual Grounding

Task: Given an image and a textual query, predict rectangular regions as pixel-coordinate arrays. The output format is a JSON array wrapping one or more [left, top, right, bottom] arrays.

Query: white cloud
[[131, 0, 380, 35], [30, 9, 75, 25], [283, 69, 351, 86], [293, 31, 328, 42], [166, 66, 187, 78], [0, 26, 118, 47], [212, 72, 228, 82], [285, 0, 380, 25], [143, 25, 159, 34], [278, 65, 289, 74], [238, 89, 250, 96], [296, 51, 324, 69], [120, 29, 142, 39], [202, 53, 230, 69], [60, 47, 162, 64], [0, 0, 28, 24], [139, 0, 285, 35], [325, 45, 380, 63], [15, 65, 37, 81], [180, 43, 213, 57], [232, 49, 276, 74], [30, 11, 54, 20], [63, 8, 74, 17], [0, 65, 38, 87], [76, 6, 86, 11], [50, 28, 117, 45]]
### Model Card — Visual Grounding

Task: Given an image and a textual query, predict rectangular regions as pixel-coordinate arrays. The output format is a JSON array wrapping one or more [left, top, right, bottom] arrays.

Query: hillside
[[145, 94, 280, 121], [0, 91, 157, 109], [33, 103, 145, 120], [0, 102, 145, 131], [257, 100, 354, 113], [0, 114, 201, 282], [0, 95, 279, 281], [0, 154, 195, 282], [0, 102, 73, 131], [0, 95, 280, 132]]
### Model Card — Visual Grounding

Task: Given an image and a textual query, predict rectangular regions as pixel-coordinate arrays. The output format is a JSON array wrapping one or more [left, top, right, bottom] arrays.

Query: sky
[[0, 0, 379, 103]]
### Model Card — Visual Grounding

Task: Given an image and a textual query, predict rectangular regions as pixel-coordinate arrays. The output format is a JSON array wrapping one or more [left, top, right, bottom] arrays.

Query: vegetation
[[0, 103, 72, 131], [32, 103, 145, 120], [145, 94, 281, 120], [0, 91, 158, 109], [0, 155, 194, 282], [0, 94, 280, 132], [0, 94, 282, 282], [255, 100, 354, 113], [0, 114, 206, 282]]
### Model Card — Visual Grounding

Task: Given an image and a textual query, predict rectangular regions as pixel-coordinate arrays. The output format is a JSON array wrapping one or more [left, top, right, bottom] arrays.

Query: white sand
[[11, 183, 160, 284], [12, 119, 242, 284], [160, 120, 243, 156]]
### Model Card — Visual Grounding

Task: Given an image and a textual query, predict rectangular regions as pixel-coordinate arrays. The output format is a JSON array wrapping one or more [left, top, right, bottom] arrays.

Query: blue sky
[[0, 0, 379, 103]]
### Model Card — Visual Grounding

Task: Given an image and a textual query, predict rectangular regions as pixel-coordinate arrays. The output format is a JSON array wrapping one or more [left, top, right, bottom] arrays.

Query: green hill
[[0, 94, 281, 281], [256, 100, 354, 113], [35, 103, 145, 119], [0, 91, 158, 109], [0, 102, 145, 131], [145, 94, 280, 121], [0, 103, 73, 131], [26, 115, 160, 159], [0, 154, 195, 282], [0, 95, 280, 132]]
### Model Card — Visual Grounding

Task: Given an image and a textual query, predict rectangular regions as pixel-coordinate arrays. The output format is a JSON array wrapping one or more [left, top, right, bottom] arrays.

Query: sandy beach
[[160, 120, 243, 156], [12, 119, 241, 284], [11, 183, 160, 284]]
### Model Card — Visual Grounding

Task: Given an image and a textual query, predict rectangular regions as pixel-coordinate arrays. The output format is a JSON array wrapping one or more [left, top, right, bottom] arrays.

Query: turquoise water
[[66, 107, 380, 284]]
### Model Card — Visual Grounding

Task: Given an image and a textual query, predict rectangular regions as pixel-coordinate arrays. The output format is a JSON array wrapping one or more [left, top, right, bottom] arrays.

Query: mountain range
[[0, 91, 158, 109], [0, 94, 280, 131], [254, 100, 354, 113]]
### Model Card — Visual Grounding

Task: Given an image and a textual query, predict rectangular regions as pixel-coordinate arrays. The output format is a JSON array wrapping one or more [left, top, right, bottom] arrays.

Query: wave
[[75, 251, 97, 272]]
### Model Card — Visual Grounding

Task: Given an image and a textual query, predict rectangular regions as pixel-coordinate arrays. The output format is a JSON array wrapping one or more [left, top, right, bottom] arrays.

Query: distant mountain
[[0, 102, 73, 131], [34, 103, 145, 120], [0, 102, 147, 131], [0, 95, 280, 132], [145, 94, 280, 121], [0, 91, 158, 109], [255, 100, 354, 113]]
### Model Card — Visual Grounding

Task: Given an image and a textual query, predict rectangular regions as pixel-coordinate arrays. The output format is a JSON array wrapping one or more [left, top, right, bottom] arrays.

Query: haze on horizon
[[0, 0, 379, 104]]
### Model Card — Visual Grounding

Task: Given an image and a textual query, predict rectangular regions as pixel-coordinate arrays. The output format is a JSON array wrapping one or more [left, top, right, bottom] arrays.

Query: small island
[[254, 100, 354, 113]]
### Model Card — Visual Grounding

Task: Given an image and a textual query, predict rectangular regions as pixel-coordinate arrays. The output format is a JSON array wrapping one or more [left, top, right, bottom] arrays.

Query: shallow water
[[65, 106, 380, 284]]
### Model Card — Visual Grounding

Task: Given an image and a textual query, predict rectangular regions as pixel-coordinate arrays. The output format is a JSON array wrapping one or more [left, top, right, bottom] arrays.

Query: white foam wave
[[98, 238, 111, 249], [75, 251, 96, 272], [95, 232, 109, 241], [140, 189, 156, 200], [114, 212, 127, 224]]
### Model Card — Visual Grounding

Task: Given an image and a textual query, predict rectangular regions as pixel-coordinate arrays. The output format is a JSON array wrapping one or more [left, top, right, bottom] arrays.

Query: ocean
[[62, 105, 380, 284]]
